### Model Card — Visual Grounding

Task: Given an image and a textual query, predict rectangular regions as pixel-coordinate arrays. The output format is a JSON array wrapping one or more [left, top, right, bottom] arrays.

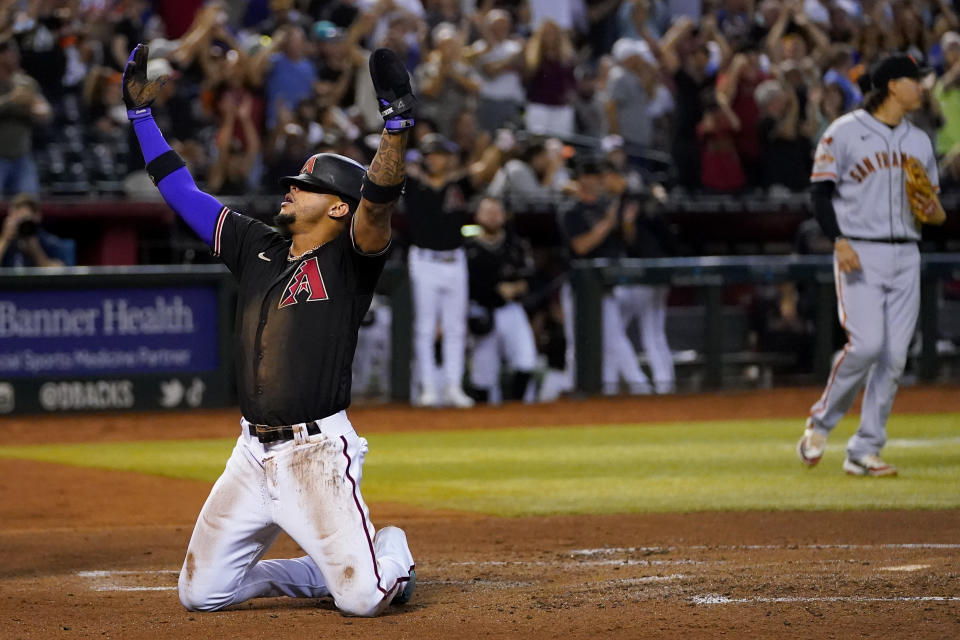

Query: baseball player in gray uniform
[[797, 54, 946, 476]]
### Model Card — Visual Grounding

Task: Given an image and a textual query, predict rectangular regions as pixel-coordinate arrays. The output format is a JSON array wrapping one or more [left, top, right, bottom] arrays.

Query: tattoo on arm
[[359, 131, 409, 231], [366, 131, 408, 186]]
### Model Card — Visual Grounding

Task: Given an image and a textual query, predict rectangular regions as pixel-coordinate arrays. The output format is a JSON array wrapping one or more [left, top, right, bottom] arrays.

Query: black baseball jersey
[[212, 207, 387, 425], [466, 232, 535, 309], [559, 197, 625, 260], [401, 175, 475, 250]]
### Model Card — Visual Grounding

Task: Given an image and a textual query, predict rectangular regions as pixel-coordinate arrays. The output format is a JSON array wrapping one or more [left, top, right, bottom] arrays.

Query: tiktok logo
[[278, 257, 329, 308]]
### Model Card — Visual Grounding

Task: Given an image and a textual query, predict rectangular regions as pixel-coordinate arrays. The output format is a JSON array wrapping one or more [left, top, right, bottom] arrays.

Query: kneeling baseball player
[[123, 43, 416, 615]]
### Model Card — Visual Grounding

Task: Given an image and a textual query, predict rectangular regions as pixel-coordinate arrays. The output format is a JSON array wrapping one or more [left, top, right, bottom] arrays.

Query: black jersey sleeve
[[344, 216, 389, 294], [212, 208, 289, 279], [810, 180, 842, 241]]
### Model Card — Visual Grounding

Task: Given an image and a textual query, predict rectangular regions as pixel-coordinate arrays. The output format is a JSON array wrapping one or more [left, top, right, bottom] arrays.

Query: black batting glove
[[122, 43, 167, 121], [369, 48, 416, 133]]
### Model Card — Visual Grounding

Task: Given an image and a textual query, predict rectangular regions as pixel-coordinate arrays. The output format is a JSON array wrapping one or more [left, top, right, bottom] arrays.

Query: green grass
[[1, 415, 958, 516]]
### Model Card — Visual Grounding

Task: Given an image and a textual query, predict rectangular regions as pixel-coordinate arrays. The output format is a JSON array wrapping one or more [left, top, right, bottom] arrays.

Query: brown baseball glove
[[904, 157, 938, 224]]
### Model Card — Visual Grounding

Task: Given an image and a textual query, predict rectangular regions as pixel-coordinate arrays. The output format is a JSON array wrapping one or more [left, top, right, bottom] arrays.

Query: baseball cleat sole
[[843, 456, 898, 477]]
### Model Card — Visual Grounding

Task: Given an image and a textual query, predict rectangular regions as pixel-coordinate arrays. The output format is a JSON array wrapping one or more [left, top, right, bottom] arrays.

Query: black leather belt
[[844, 236, 916, 244], [247, 421, 322, 444], [417, 248, 459, 262]]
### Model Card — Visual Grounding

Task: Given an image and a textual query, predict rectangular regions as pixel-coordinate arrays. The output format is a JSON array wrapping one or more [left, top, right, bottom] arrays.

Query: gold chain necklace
[[287, 241, 326, 261]]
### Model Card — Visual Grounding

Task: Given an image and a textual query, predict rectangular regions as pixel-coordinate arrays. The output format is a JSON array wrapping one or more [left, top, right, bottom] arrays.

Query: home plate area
[[72, 542, 959, 608]]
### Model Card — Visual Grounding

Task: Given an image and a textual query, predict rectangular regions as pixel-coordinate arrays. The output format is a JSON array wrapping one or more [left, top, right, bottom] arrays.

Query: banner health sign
[[0, 287, 218, 377], [0, 285, 222, 413]]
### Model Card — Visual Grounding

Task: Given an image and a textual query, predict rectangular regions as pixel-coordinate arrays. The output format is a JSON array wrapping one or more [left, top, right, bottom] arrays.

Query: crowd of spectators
[[1, 0, 959, 203], [3, 0, 960, 396]]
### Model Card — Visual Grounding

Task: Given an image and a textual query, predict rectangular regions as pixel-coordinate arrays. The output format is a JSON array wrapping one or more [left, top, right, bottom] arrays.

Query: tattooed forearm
[[367, 131, 408, 186]]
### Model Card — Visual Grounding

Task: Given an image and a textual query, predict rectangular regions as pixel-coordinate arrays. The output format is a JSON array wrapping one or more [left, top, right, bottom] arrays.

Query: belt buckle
[[252, 424, 287, 444]]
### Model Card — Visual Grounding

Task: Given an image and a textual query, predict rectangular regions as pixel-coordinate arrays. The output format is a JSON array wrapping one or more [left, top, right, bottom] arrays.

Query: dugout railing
[[569, 254, 960, 395], [3, 255, 959, 413]]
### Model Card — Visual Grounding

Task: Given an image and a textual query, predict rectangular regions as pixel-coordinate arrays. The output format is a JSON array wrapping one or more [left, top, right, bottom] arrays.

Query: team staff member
[[402, 133, 499, 407], [124, 44, 416, 615], [466, 196, 538, 404], [559, 157, 651, 396], [797, 54, 946, 477], [618, 190, 678, 395]]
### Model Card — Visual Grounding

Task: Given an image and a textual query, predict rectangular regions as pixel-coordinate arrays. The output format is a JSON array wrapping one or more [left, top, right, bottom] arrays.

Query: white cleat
[[843, 454, 898, 477], [414, 388, 439, 408], [797, 422, 827, 467], [444, 385, 475, 408]]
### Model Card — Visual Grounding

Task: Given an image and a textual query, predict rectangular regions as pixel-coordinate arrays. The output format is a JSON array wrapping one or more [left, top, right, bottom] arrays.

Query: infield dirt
[[1, 386, 958, 639]]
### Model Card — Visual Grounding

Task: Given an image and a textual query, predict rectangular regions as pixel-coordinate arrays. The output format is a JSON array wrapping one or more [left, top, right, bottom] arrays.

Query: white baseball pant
[[559, 283, 651, 396], [408, 246, 469, 395], [469, 301, 538, 404], [178, 411, 414, 617], [808, 241, 920, 458], [616, 285, 676, 394]]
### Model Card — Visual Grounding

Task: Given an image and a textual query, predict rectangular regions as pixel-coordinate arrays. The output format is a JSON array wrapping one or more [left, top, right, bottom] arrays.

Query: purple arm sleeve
[[132, 116, 224, 247]]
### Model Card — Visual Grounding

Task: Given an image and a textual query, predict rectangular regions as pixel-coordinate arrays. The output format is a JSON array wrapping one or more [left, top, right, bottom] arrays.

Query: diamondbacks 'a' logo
[[278, 257, 329, 308], [300, 156, 317, 175]]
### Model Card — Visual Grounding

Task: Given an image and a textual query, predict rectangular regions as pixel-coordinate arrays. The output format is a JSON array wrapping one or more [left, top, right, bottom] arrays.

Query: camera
[[16, 218, 38, 238]]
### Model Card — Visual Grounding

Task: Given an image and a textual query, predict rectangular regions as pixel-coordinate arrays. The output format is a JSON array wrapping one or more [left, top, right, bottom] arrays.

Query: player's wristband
[[127, 106, 153, 121], [361, 174, 405, 203], [384, 117, 415, 133], [146, 149, 187, 186]]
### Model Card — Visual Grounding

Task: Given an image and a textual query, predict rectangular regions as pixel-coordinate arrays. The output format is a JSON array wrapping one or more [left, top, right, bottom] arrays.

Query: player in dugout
[[123, 43, 416, 616]]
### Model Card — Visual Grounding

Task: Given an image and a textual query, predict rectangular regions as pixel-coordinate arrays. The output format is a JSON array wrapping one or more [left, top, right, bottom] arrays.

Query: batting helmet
[[280, 153, 366, 209]]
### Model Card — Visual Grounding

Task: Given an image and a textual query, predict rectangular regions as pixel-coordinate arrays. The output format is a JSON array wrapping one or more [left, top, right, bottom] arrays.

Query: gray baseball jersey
[[811, 109, 939, 240]]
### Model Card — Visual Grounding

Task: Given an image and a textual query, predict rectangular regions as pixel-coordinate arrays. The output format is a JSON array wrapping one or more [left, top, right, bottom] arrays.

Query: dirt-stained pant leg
[[268, 417, 414, 617], [178, 433, 295, 611]]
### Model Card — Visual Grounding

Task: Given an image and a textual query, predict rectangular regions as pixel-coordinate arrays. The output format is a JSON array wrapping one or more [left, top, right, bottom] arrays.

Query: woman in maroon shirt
[[523, 20, 578, 136]]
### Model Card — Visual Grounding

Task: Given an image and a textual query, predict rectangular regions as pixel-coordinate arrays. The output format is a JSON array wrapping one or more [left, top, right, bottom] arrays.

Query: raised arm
[[354, 49, 417, 254], [123, 44, 225, 247]]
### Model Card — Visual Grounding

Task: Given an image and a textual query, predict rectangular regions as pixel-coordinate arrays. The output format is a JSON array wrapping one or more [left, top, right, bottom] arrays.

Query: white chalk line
[[77, 570, 178, 578], [570, 543, 960, 555], [879, 564, 930, 572], [419, 578, 533, 588], [450, 559, 707, 568], [886, 437, 960, 448], [613, 574, 686, 585], [816, 437, 960, 451], [93, 586, 177, 592], [691, 594, 960, 605], [76, 569, 178, 594]]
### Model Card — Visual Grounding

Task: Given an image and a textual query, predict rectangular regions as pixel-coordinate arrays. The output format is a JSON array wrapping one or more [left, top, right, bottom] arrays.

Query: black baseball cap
[[573, 154, 612, 177], [861, 54, 931, 92]]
